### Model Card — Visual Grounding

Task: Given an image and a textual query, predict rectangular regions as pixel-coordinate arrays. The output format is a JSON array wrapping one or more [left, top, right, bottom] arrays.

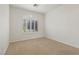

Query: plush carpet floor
[[6, 38, 79, 55]]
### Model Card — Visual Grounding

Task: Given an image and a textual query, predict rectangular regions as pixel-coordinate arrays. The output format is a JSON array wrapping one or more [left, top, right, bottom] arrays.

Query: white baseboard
[[46, 36, 79, 48], [0, 42, 9, 55], [9, 34, 79, 48], [10, 34, 44, 43], [4, 42, 9, 54]]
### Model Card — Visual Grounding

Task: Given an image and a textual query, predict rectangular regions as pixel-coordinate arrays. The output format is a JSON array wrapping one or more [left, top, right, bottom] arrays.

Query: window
[[23, 15, 38, 32]]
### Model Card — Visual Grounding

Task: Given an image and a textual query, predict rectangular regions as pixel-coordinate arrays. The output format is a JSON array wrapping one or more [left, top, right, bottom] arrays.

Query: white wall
[[0, 5, 9, 54], [45, 5, 79, 48], [10, 6, 45, 42]]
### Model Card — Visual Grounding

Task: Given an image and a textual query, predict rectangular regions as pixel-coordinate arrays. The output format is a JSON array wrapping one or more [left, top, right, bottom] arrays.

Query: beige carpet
[[6, 38, 79, 55]]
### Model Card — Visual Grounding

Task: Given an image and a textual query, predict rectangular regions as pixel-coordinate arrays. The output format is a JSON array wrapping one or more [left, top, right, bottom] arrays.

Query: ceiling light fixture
[[33, 4, 39, 7]]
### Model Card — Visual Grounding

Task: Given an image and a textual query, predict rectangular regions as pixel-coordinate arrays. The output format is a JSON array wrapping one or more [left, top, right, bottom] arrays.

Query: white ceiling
[[11, 4, 61, 14]]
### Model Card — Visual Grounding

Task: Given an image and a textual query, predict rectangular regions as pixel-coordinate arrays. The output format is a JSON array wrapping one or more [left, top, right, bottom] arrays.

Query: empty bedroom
[[0, 4, 79, 55]]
